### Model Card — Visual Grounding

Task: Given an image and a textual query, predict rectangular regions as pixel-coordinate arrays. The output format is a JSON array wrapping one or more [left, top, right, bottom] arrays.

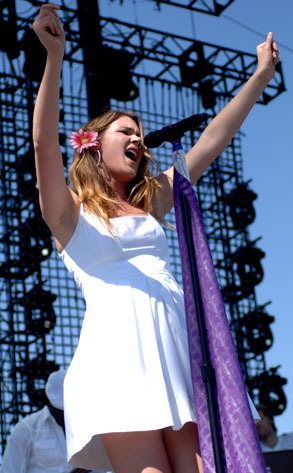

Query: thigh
[[100, 429, 172, 473], [163, 422, 203, 473]]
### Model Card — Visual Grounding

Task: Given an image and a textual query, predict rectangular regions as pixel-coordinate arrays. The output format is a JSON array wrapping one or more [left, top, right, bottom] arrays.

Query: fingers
[[33, 3, 63, 37], [40, 3, 60, 12], [256, 32, 280, 68], [267, 33, 280, 65], [265, 32, 279, 55], [272, 40, 279, 65], [32, 3, 65, 56], [257, 32, 273, 49], [36, 3, 61, 23], [36, 2, 60, 22], [266, 31, 273, 47], [49, 12, 62, 36]]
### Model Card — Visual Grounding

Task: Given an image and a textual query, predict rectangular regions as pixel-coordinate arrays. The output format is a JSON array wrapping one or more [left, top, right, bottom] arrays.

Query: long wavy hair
[[69, 110, 163, 230]]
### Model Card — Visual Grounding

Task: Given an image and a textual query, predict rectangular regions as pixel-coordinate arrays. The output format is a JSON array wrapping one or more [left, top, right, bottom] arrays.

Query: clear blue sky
[[101, 0, 293, 435]]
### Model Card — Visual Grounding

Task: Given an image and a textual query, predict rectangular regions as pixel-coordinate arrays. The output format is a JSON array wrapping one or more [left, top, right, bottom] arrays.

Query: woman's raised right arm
[[33, 4, 79, 248]]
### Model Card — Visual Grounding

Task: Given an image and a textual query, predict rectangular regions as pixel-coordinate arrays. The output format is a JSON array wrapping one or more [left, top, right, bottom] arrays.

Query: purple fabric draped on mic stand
[[172, 142, 267, 473]]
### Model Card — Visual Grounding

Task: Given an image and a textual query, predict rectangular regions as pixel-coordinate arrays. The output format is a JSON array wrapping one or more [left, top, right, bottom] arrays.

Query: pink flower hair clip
[[70, 128, 100, 153]]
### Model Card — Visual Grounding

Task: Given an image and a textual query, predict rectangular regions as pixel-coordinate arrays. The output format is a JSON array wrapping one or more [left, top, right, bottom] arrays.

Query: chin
[[125, 169, 139, 180]]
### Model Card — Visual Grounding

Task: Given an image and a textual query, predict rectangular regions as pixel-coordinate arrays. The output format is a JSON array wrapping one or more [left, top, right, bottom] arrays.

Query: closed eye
[[119, 128, 140, 138]]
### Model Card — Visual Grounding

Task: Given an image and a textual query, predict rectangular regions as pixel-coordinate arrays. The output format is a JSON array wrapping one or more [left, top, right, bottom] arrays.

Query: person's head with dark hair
[[256, 404, 278, 448], [256, 404, 277, 432], [45, 370, 67, 432]]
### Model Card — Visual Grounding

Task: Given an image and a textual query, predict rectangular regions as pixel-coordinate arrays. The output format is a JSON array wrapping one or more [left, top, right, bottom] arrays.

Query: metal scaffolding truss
[[0, 0, 287, 460], [113, 0, 236, 16], [96, 16, 285, 103], [5, 7, 285, 103]]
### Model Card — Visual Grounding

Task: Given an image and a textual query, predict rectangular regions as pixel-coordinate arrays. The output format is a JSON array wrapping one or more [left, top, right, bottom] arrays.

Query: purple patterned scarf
[[173, 143, 267, 473]]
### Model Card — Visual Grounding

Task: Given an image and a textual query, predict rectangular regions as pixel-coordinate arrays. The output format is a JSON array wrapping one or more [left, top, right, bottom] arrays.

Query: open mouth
[[125, 149, 137, 162]]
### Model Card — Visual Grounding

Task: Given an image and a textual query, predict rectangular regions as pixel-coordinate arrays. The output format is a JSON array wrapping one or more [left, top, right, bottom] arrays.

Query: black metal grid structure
[[0, 0, 287, 459], [114, 0, 236, 16]]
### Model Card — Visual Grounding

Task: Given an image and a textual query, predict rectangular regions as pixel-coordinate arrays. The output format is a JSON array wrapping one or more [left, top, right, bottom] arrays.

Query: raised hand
[[33, 3, 65, 57], [256, 32, 280, 79]]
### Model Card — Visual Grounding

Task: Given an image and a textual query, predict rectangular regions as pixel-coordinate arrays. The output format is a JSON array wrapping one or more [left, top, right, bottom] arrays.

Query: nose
[[131, 134, 142, 146]]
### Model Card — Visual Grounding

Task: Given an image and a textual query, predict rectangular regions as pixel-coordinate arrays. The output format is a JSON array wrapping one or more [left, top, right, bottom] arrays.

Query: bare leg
[[100, 429, 172, 473], [163, 422, 203, 473]]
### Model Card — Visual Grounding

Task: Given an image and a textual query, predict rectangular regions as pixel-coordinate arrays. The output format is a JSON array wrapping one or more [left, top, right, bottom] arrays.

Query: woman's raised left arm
[[156, 32, 279, 217]]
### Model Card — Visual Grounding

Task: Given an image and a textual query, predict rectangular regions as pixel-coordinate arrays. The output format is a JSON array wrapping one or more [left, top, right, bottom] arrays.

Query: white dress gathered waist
[[59, 206, 196, 471]]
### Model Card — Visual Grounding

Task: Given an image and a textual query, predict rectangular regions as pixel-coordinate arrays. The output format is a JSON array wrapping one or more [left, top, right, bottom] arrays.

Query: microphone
[[144, 113, 208, 148]]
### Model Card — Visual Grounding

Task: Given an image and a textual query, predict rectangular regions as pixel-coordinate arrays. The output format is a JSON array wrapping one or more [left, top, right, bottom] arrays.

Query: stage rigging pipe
[[77, 0, 110, 118]]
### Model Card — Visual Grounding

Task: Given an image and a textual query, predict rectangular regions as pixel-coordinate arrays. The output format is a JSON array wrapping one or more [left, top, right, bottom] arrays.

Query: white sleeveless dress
[[60, 205, 196, 470]]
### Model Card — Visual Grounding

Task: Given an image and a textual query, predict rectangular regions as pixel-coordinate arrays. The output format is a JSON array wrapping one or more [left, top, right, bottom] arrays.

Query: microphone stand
[[172, 136, 226, 473]]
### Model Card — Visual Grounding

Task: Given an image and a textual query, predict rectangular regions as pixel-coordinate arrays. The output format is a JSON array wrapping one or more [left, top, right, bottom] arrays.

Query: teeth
[[126, 149, 137, 160]]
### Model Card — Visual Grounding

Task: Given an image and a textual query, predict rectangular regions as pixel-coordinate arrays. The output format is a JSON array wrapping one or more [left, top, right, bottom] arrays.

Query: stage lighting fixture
[[21, 214, 52, 252], [0, 252, 47, 280], [20, 356, 59, 381], [0, 3, 19, 60], [99, 46, 139, 102], [233, 243, 265, 288], [18, 174, 38, 203], [179, 42, 214, 86], [221, 243, 265, 303], [18, 356, 59, 409], [0, 214, 53, 280], [27, 386, 48, 408], [235, 309, 275, 355], [198, 79, 217, 110], [248, 368, 287, 415], [59, 132, 67, 147], [0, 255, 41, 280], [226, 183, 257, 229], [11, 146, 39, 202], [13, 145, 35, 173], [221, 282, 253, 303], [21, 29, 47, 83], [17, 285, 57, 337]]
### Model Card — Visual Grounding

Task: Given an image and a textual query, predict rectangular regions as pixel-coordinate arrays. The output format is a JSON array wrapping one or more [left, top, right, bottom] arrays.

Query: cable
[[190, 10, 196, 40], [222, 14, 293, 54]]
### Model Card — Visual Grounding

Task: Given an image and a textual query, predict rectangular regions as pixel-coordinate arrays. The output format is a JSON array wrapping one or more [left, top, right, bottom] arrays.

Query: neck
[[103, 170, 128, 201], [47, 403, 65, 434], [113, 187, 128, 201], [261, 431, 278, 448]]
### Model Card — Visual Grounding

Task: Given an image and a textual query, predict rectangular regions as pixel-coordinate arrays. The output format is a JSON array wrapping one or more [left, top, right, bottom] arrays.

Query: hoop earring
[[96, 149, 101, 166]]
